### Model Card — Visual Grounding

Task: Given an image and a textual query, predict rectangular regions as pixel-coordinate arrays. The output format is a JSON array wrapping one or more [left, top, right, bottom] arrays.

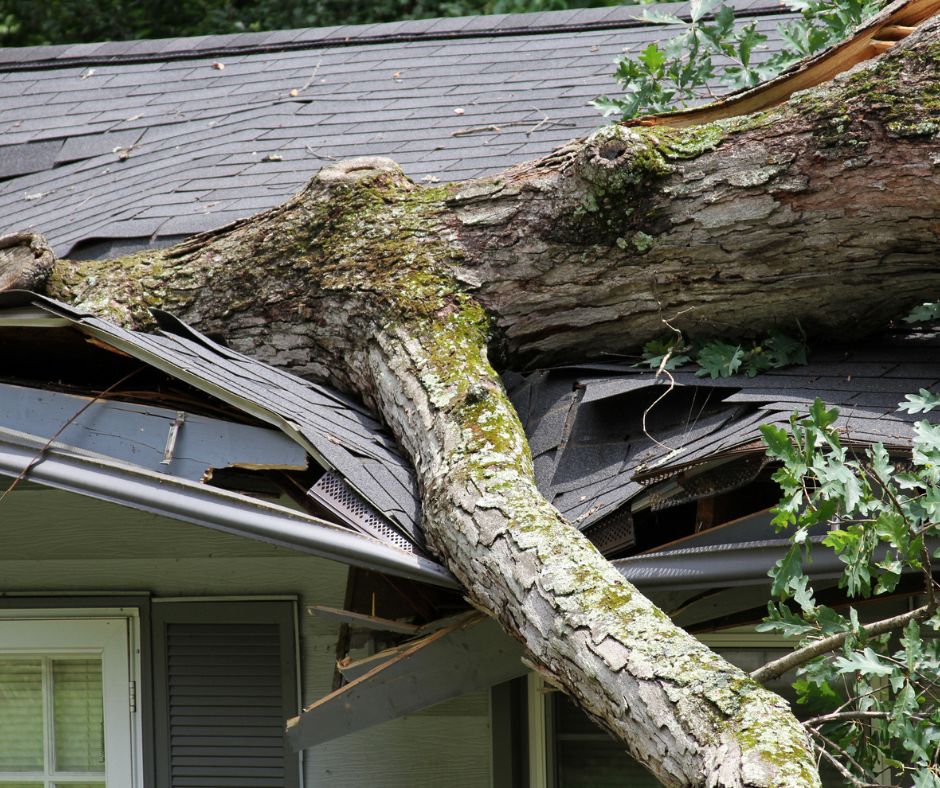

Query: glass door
[[0, 617, 135, 788]]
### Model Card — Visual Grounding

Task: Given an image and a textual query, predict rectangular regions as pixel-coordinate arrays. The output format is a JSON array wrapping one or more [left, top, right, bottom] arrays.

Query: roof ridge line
[[0, 4, 793, 72]]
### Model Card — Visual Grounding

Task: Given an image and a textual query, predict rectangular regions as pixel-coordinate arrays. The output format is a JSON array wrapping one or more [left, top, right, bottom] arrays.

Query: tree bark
[[18, 17, 940, 787]]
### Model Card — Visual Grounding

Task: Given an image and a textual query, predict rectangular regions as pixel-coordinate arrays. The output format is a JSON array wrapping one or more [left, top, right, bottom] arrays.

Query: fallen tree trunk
[[17, 14, 940, 787]]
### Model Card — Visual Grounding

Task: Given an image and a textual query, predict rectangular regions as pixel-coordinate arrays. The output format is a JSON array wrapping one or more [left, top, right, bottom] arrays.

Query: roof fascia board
[[0, 431, 456, 588]]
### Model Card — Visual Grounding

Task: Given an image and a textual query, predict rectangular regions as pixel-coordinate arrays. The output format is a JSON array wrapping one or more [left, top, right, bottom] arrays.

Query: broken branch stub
[[0, 232, 56, 293]]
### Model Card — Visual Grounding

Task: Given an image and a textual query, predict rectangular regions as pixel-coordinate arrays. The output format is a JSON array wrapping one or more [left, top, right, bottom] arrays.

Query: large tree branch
[[449, 18, 940, 364], [367, 311, 815, 786], [8, 15, 940, 787]]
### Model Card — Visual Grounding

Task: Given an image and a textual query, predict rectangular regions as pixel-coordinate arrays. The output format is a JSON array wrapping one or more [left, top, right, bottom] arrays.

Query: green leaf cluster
[[637, 329, 807, 378], [597, 0, 886, 120], [758, 393, 940, 784]]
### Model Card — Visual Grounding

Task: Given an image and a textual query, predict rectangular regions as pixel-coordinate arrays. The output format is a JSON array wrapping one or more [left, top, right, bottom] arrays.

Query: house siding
[[0, 487, 491, 788]]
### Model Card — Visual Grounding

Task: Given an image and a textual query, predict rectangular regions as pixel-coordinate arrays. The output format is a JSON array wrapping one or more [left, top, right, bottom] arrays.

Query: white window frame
[[527, 673, 555, 788], [0, 609, 143, 788]]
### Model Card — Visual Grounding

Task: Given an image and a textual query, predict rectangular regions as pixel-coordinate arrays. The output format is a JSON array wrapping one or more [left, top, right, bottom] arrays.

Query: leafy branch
[[752, 604, 933, 683], [596, 0, 886, 120], [752, 393, 940, 785]]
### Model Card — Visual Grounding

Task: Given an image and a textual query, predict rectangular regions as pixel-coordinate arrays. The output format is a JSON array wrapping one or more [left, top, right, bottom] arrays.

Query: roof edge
[[0, 1, 792, 71], [0, 429, 457, 587]]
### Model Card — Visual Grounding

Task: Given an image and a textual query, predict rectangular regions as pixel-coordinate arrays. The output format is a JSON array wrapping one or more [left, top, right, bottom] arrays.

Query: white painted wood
[[527, 673, 551, 788]]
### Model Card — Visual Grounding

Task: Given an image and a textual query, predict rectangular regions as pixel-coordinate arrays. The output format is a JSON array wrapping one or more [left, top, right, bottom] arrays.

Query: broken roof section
[[2, 291, 935, 593], [0, 292, 453, 586], [0, 0, 796, 258], [506, 329, 940, 555]]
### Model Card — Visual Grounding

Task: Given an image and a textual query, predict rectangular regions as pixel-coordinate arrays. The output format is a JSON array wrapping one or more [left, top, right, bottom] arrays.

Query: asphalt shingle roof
[[14, 293, 424, 552], [508, 331, 940, 532], [0, 1, 795, 257], [8, 4, 916, 564]]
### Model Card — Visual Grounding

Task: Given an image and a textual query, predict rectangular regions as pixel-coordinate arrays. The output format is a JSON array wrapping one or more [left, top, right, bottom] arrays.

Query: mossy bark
[[30, 19, 940, 787]]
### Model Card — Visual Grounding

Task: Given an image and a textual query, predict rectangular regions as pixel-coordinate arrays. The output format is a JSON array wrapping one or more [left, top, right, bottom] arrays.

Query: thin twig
[[810, 727, 877, 785], [298, 58, 322, 93], [305, 144, 338, 161], [641, 362, 677, 452], [451, 116, 576, 138], [452, 124, 502, 137], [640, 309, 693, 453], [812, 742, 874, 788], [0, 368, 142, 504], [803, 709, 926, 727], [751, 604, 932, 683], [922, 537, 936, 610]]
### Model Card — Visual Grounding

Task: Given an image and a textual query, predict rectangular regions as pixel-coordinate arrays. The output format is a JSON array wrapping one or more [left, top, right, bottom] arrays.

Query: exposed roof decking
[[0, 1, 796, 256]]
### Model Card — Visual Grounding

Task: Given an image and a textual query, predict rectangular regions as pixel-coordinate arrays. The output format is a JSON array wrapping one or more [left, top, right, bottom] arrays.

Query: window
[[0, 616, 138, 788], [0, 600, 299, 788]]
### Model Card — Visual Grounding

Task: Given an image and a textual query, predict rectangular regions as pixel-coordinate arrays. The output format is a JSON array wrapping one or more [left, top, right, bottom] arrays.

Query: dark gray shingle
[[0, 1, 796, 256], [510, 332, 940, 530]]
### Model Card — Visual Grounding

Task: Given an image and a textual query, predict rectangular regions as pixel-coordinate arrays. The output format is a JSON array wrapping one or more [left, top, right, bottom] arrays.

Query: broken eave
[[0, 427, 456, 588], [0, 292, 427, 555], [285, 613, 525, 750]]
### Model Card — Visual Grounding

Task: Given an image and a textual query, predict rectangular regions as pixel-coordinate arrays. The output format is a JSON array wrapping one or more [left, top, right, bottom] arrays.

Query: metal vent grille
[[308, 471, 418, 554], [586, 508, 635, 556], [647, 454, 768, 512]]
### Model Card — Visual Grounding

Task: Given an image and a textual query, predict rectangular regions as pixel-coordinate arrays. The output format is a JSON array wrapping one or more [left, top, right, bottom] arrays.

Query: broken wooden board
[[307, 603, 420, 635], [337, 643, 414, 682], [286, 612, 526, 749], [628, 0, 940, 128]]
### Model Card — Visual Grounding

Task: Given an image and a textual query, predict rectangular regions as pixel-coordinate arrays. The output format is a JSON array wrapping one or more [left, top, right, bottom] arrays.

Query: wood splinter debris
[[871, 24, 917, 50]]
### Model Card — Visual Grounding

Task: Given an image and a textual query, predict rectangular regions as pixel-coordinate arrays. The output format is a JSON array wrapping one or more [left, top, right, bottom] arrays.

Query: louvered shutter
[[153, 601, 299, 788]]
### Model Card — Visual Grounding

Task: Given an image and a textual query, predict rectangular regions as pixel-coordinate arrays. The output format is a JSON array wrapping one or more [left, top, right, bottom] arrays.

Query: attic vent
[[308, 472, 417, 554], [585, 508, 635, 556], [644, 454, 768, 512]]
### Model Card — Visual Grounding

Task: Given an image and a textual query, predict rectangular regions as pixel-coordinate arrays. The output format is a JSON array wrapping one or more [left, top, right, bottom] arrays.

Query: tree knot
[[314, 156, 409, 186], [0, 231, 56, 294]]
